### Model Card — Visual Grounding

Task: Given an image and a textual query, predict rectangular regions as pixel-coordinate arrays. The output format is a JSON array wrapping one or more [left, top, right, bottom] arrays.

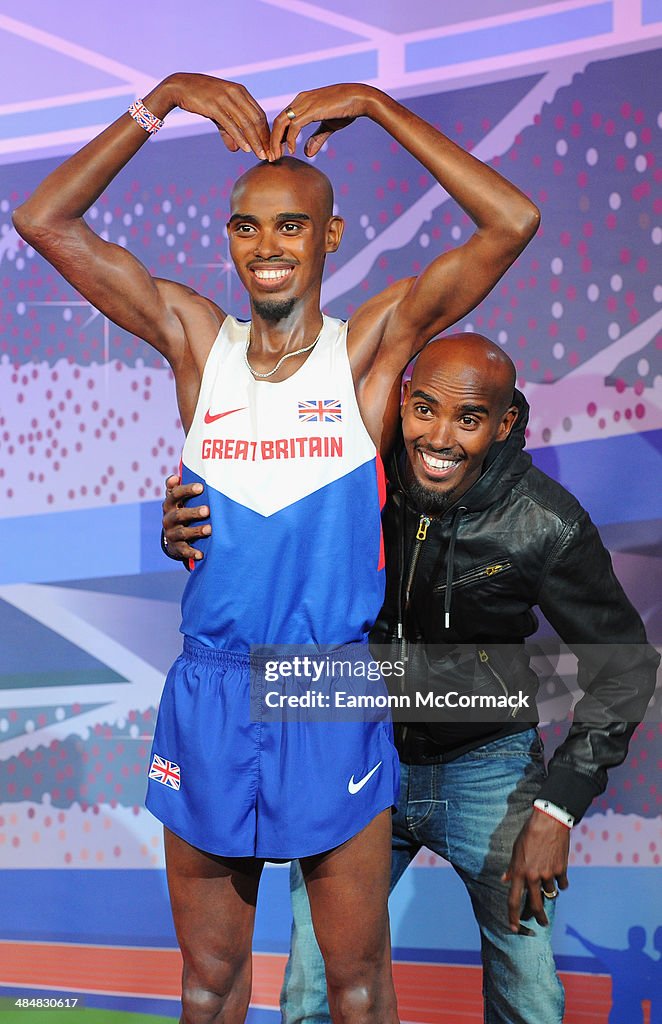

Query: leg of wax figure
[[167, 810, 397, 1024], [156, 643, 400, 1024], [281, 730, 564, 1024], [299, 809, 396, 1022]]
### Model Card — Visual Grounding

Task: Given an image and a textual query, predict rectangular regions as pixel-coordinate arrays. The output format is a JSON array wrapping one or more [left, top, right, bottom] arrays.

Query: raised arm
[[12, 74, 271, 371], [271, 84, 540, 375], [566, 926, 611, 961]]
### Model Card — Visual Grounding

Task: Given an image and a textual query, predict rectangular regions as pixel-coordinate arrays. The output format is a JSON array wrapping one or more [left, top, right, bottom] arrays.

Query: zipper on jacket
[[479, 648, 518, 717], [433, 560, 512, 593], [397, 514, 431, 744], [404, 515, 431, 612]]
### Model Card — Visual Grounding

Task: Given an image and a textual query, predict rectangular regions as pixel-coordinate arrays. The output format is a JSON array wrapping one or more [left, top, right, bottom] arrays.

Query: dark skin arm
[[270, 84, 540, 442], [12, 73, 271, 432]]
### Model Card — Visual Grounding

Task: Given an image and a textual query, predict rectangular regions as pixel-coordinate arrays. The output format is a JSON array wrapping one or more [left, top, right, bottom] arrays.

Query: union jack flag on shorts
[[149, 753, 181, 790], [298, 399, 342, 423]]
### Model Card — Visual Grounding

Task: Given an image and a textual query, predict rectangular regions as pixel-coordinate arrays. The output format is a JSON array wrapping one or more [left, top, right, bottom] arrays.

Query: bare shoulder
[[152, 280, 227, 433], [155, 278, 226, 373]]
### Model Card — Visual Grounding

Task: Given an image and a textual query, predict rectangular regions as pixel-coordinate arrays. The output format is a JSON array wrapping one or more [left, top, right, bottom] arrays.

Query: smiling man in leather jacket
[[376, 333, 657, 824], [163, 332, 659, 1024]]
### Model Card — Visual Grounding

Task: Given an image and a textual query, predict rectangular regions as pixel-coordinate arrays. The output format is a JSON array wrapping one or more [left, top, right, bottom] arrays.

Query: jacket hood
[[390, 388, 532, 516]]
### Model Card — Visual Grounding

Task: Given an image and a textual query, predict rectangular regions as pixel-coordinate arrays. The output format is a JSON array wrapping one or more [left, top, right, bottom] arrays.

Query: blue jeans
[[280, 729, 565, 1024]]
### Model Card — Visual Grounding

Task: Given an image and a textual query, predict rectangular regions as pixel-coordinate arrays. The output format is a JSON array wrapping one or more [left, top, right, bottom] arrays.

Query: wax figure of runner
[[13, 75, 539, 1024]]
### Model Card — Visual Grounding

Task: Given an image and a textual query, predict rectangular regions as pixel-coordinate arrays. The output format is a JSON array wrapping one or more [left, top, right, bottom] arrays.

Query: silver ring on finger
[[541, 887, 558, 899], [286, 107, 296, 121]]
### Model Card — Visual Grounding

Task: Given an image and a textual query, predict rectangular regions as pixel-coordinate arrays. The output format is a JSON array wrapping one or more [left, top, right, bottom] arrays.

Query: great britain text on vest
[[201, 436, 343, 461]]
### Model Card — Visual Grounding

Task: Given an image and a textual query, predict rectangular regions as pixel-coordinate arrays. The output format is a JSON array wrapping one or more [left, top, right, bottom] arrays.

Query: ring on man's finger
[[541, 887, 558, 899], [286, 107, 296, 121]]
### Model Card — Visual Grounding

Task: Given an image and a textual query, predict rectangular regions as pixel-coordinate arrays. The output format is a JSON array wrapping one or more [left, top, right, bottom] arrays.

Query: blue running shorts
[[146, 638, 400, 859]]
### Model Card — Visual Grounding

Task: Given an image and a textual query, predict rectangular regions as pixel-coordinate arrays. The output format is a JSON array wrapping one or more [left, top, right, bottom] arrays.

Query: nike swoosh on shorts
[[347, 761, 383, 794]]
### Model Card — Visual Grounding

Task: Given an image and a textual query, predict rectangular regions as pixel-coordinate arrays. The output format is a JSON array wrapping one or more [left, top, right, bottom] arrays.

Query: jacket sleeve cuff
[[536, 767, 602, 823]]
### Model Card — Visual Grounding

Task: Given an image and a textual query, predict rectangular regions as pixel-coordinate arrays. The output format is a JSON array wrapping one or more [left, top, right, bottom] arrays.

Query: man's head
[[400, 333, 518, 514], [227, 157, 343, 322]]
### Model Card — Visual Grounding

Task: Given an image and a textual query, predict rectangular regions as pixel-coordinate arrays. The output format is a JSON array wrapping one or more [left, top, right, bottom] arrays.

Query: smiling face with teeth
[[227, 158, 343, 324], [401, 334, 518, 514]]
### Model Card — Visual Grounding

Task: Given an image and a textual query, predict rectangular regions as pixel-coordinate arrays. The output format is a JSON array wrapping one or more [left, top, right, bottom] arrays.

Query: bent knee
[[331, 985, 377, 1019], [325, 969, 397, 1024], [324, 950, 390, 997], [181, 952, 250, 1022], [181, 982, 224, 1023]]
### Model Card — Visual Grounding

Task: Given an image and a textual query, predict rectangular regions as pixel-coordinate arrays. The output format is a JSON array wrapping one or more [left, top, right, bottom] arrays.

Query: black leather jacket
[[371, 391, 659, 821]]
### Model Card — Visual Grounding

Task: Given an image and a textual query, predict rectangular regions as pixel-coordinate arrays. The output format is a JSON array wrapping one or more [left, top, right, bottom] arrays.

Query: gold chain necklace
[[244, 322, 323, 379]]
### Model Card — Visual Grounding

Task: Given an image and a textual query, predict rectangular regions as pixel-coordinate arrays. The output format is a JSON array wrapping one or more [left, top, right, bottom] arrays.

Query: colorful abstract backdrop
[[1, 2, 660, 1021]]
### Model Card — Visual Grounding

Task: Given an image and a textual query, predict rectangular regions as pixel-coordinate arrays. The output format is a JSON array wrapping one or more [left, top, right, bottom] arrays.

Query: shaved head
[[226, 155, 343, 325], [401, 332, 519, 512], [412, 333, 516, 416], [231, 157, 334, 219]]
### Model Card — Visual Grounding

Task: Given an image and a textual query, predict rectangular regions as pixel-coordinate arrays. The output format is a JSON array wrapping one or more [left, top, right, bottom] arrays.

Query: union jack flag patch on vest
[[298, 399, 342, 422], [149, 753, 181, 790]]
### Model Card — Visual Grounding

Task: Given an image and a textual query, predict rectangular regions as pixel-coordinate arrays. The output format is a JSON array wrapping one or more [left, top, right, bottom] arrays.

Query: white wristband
[[533, 798, 574, 829]]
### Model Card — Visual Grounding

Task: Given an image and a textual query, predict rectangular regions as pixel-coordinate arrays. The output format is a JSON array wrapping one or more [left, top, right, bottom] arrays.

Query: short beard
[[407, 476, 458, 515], [253, 297, 297, 323]]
